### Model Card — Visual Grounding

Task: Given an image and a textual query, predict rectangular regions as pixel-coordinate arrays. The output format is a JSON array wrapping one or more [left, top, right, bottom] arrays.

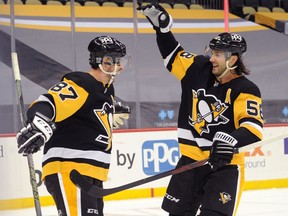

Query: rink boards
[[0, 126, 288, 210]]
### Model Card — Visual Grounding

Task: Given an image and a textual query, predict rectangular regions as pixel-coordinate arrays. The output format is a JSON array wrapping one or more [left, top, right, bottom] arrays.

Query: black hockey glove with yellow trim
[[137, 3, 173, 33], [16, 112, 56, 155], [209, 131, 238, 171], [113, 101, 131, 129]]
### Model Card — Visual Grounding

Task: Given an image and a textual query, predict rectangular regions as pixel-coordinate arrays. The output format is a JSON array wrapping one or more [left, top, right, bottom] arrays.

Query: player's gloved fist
[[209, 131, 238, 171], [113, 101, 131, 129], [16, 113, 56, 155], [137, 3, 173, 33], [114, 101, 131, 114]]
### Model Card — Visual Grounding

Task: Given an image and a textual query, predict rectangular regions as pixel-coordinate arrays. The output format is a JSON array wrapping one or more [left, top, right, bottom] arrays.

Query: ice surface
[[0, 188, 287, 216]]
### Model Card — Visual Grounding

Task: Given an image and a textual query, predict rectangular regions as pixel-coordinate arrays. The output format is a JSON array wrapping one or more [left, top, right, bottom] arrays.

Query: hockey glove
[[113, 101, 131, 129], [137, 3, 173, 33], [16, 112, 56, 155], [209, 131, 238, 171]]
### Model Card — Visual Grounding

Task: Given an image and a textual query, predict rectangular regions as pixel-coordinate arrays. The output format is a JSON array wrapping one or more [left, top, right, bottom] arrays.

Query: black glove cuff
[[114, 102, 131, 114]]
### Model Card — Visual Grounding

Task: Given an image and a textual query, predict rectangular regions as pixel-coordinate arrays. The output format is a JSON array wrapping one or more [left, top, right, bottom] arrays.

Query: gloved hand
[[16, 112, 56, 155], [209, 131, 238, 171], [113, 114, 129, 129], [137, 3, 173, 33], [113, 101, 131, 129]]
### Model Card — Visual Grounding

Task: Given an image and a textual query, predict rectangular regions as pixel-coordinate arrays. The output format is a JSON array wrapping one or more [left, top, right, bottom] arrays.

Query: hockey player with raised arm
[[16, 36, 131, 216], [137, 3, 264, 216]]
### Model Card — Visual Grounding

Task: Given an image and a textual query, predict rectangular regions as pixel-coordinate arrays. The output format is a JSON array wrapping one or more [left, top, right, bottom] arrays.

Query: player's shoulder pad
[[232, 76, 261, 97], [62, 71, 96, 88], [62, 71, 87, 81]]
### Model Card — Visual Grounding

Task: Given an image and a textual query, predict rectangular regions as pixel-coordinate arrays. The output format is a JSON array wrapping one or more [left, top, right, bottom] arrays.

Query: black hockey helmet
[[88, 36, 126, 68], [209, 32, 247, 55]]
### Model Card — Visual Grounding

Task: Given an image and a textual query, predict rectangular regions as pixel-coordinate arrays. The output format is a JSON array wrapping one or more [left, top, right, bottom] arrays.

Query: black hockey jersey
[[38, 72, 114, 181], [156, 32, 264, 164]]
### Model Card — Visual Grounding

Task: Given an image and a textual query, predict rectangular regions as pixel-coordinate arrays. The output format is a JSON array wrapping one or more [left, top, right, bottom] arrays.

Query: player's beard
[[212, 65, 226, 78]]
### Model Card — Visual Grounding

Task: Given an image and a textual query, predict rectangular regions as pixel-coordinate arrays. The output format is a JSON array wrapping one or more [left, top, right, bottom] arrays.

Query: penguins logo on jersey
[[189, 89, 229, 135], [93, 102, 113, 150], [219, 192, 232, 204]]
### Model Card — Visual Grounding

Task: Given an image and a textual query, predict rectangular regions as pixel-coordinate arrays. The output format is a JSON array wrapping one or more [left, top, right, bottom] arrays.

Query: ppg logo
[[142, 139, 180, 175]]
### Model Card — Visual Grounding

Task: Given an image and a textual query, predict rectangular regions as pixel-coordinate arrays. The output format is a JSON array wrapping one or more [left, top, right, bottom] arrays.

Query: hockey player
[[16, 36, 131, 216], [137, 3, 264, 216]]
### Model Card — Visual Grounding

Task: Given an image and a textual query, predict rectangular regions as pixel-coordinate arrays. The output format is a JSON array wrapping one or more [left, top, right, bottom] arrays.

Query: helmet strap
[[98, 64, 119, 76], [226, 60, 237, 70], [99, 64, 119, 93], [217, 59, 237, 80], [104, 74, 116, 93]]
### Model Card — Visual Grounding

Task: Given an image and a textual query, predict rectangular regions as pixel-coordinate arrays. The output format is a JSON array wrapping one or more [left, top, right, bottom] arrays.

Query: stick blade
[[70, 169, 91, 192], [70, 169, 105, 198]]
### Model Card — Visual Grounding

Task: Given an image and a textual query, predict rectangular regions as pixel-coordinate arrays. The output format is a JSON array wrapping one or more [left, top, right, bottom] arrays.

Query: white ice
[[0, 188, 287, 216]]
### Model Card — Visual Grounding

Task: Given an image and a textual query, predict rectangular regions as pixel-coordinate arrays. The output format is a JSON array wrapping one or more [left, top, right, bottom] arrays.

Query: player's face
[[209, 50, 227, 77], [102, 56, 125, 73]]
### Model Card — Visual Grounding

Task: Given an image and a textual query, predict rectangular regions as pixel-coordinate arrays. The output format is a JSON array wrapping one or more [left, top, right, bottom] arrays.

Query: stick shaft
[[70, 159, 209, 198], [70, 131, 288, 198], [238, 132, 288, 153], [11, 52, 42, 216]]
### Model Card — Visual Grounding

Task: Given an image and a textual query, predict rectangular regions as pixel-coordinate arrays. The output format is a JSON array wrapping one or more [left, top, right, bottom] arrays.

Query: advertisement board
[[0, 126, 288, 210]]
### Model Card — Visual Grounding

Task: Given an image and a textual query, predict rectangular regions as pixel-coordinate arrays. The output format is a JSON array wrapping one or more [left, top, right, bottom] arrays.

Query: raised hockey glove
[[137, 3, 173, 33], [209, 131, 238, 171], [113, 101, 131, 129], [16, 113, 56, 155]]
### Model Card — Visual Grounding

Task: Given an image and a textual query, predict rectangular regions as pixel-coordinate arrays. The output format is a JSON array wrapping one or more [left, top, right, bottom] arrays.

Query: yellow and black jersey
[[31, 72, 114, 181], [156, 32, 264, 164]]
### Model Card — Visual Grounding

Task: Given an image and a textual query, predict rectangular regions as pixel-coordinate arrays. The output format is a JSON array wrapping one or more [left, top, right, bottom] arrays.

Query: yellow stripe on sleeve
[[233, 93, 264, 135], [171, 51, 196, 80], [48, 78, 88, 122]]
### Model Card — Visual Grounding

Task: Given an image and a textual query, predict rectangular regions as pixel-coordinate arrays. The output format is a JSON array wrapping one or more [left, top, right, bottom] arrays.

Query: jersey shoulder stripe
[[48, 74, 89, 122]]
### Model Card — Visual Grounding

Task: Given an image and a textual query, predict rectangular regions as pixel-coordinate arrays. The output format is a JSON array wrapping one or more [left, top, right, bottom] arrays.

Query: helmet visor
[[204, 46, 232, 60], [102, 54, 131, 68]]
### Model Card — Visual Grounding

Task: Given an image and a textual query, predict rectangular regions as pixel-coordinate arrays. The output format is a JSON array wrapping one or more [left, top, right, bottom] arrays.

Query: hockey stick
[[70, 132, 288, 198], [70, 158, 209, 198], [11, 52, 43, 216]]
